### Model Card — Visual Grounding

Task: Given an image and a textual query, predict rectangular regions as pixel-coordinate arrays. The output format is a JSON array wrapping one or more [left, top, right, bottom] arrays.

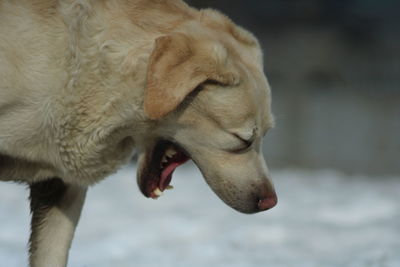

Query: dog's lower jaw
[[136, 139, 190, 199]]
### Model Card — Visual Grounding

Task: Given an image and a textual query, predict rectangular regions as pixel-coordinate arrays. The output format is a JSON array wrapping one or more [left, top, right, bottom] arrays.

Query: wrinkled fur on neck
[[52, 0, 201, 184], [53, 1, 143, 184]]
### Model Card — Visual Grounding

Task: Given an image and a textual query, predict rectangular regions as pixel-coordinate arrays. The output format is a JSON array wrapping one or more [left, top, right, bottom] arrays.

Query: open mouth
[[139, 140, 190, 199]]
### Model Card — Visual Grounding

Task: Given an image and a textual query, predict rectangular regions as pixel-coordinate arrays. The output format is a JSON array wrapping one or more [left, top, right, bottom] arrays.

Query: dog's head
[[136, 14, 276, 214]]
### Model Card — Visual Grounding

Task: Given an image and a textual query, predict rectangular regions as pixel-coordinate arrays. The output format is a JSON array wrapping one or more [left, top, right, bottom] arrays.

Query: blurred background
[[1, 1, 399, 267], [188, 0, 400, 175]]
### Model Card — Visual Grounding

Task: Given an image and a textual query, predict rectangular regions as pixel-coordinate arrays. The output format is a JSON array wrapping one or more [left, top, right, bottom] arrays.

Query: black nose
[[257, 193, 278, 211]]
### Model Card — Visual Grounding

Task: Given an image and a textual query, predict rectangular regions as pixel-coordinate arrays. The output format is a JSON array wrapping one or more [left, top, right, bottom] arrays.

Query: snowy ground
[[1, 164, 399, 267]]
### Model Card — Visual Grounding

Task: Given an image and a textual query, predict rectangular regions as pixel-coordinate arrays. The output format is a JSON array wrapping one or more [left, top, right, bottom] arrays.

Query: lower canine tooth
[[153, 188, 163, 197]]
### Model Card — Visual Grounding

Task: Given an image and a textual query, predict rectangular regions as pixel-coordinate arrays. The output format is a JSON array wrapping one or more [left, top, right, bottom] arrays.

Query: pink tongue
[[160, 159, 188, 190]]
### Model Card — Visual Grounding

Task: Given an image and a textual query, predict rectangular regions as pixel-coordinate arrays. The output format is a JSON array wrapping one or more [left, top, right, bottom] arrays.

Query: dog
[[0, 0, 277, 266]]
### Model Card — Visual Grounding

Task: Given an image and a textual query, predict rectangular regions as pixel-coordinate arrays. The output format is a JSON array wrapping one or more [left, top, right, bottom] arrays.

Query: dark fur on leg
[[29, 178, 67, 258]]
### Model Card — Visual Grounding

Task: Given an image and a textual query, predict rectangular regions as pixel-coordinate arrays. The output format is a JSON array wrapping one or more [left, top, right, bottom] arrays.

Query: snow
[[0, 164, 399, 267]]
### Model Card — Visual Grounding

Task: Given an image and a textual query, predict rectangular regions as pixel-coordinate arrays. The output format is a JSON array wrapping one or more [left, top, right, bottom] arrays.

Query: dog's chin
[[196, 172, 274, 214], [223, 203, 263, 214], [137, 139, 190, 199], [209, 190, 274, 214]]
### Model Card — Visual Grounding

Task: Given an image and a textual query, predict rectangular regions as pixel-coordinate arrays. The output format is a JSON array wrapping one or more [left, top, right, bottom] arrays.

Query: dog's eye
[[231, 134, 253, 152], [203, 79, 226, 86]]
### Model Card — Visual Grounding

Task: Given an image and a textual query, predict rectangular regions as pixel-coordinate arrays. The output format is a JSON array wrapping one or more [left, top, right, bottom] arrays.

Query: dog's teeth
[[165, 147, 177, 158], [166, 185, 174, 190], [153, 188, 163, 197], [161, 156, 168, 164]]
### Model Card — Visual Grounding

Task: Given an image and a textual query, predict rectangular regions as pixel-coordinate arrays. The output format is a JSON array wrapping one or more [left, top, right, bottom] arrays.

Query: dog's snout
[[257, 193, 277, 211]]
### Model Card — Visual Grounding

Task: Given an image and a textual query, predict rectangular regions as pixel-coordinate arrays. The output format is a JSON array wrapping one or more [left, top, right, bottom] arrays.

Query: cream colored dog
[[0, 0, 277, 266]]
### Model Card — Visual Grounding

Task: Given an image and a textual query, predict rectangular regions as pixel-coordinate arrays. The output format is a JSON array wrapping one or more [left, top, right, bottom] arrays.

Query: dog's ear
[[144, 33, 239, 119]]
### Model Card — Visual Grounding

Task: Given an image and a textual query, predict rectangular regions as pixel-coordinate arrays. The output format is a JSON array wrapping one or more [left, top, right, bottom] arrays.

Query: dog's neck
[[0, 0, 201, 184], [47, 0, 198, 184]]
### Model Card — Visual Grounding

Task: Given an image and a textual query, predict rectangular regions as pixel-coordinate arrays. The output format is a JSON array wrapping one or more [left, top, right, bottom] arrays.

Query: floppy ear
[[144, 33, 238, 119]]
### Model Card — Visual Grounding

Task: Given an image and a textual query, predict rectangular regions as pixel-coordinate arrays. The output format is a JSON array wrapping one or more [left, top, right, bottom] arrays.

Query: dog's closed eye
[[230, 133, 255, 152]]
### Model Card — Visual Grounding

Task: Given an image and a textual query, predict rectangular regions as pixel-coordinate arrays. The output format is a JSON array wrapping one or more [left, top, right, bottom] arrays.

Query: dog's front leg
[[29, 178, 87, 267]]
